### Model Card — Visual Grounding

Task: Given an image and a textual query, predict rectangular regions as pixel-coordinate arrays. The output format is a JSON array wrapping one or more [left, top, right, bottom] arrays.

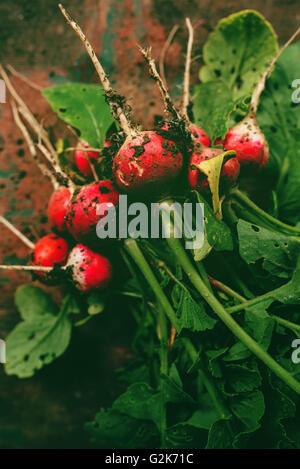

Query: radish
[[223, 114, 269, 169], [32, 233, 70, 282], [223, 27, 300, 169], [65, 180, 119, 240], [214, 137, 223, 146], [161, 122, 210, 147], [189, 147, 240, 192], [66, 244, 112, 292], [75, 140, 100, 177], [47, 186, 71, 232], [60, 7, 185, 196], [190, 124, 210, 147], [0, 216, 69, 282], [112, 131, 183, 192], [104, 139, 112, 148]]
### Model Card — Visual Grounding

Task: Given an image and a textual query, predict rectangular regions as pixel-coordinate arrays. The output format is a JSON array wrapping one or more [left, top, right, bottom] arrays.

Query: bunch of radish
[[0, 5, 299, 298]]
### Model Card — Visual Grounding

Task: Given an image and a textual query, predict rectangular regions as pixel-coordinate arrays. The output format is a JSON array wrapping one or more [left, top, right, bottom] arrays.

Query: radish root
[[59, 4, 136, 138], [182, 18, 194, 119], [0, 215, 35, 250]]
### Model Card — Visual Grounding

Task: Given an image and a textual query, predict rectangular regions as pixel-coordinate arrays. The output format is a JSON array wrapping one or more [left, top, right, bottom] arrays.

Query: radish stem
[[231, 188, 300, 236], [163, 224, 300, 395], [124, 239, 180, 331], [208, 276, 247, 303]]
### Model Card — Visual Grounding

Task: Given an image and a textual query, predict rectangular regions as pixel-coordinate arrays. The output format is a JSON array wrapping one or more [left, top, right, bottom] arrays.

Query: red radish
[[214, 137, 223, 146], [66, 180, 119, 240], [189, 147, 240, 192], [47, 187, 71, 232], [161, 123, 210, 148], [223, 114, 269, 169], [190, 124, 210, 147], [104, 139, 112, 148], [75, 140, 100, 177], [113, 130, 183, 192], [33, 234, 70, 276], [66, 244, 112, 292], [223, 27, 300, 170]]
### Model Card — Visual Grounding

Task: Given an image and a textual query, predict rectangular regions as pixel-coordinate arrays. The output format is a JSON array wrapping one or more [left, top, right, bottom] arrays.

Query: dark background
[[0, 0, 299, 449]]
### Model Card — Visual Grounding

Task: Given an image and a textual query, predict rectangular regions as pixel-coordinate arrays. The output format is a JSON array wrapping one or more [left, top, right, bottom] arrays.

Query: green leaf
[[223, 341, 251, 362], [193, 236, 212, 262], [206, 419, 232, 449], [197, 151, 236, 219], [5, 307, 72, 378], [175, 288, 217, 333], [237, 220, 300, 278], [112, 382, 161, 428], [244, 302, 275, 350], [277, 146, 300, 225], [249, 372, 297, 448], [15, 285, 58, 320], [43, 83, 115, 147], [249, 255, 300, 309], [193, 81, 233, 139], [224, 300, 275, 362], [193, 192, 233, 252], [257, 42, 300, 223], [86, 409, 159, 449], [224, 364, 262, 394], [165, 424, 206, 449], [61, 294, 81, 315], [229, 390, 265, 429], [200, 10, 278, 99], [206, 348, 229, 378], [87, 292, 106, 316], [187, 393, 220, 430], [161, 373, 194, 404]]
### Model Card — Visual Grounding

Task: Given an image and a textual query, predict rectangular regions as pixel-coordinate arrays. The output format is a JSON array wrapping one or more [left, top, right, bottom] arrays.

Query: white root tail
[[59, 3, 135, 138], [159, 24, 179, 88], [11, 100, 59, 190], [0, 215, 35, 250], [251, 25, 300, 114], [139, 46, 181, 122], [0, 64, 75, 190], [182, 18, 194, 119], [0, 265, 53, 272]]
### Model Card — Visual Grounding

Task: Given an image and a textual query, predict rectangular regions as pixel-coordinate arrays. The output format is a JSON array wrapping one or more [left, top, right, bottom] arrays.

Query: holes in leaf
[[40, 354, 48, 362], [28, 333, 36, 341], [232, 49, 237, 55], [214, 69, 221, 77], [251, 225, 260, 232], [236, 75, 243, 89], [24, 355, 29, 362], [82, 88, 87, 92], [230, 66, 235, 74], [59, 108, 67, 113], [274, 243, 280, 248], [270, 126, 277, 133]]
